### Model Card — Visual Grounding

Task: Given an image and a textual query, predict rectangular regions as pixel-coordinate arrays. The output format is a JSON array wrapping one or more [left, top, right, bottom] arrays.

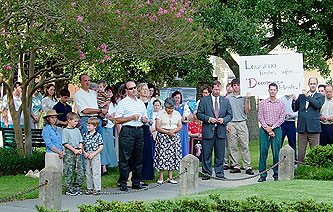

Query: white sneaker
[[157, 180, 163, 184], [168, 179, 177, 184]]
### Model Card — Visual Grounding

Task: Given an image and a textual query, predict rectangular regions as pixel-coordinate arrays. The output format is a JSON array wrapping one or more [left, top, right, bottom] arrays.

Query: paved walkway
[[0, 170, 276, 212]]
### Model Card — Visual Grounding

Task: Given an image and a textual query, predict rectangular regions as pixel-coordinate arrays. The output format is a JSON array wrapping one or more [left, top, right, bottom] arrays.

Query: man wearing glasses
[[115, 81, 148, 191]]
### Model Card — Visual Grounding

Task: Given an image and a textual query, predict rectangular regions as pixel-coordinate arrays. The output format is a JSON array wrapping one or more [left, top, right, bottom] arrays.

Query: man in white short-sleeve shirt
[[74, 74, 107, 134], [115, 81, 148, 191]]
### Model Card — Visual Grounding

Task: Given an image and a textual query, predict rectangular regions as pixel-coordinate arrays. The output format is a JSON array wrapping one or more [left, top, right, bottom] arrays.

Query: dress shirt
[[305, 92, 316, 109], [258, 98, 286, 129], [210, 94, 220, 109], [320, 97, 333, 124], [279, 95, 298, 121], [115, 96, 148, 127], [74, 88, 98, 116]]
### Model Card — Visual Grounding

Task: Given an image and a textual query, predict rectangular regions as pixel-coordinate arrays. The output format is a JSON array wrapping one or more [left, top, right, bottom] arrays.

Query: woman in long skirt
[[172, 91, 192, 158], [154, 97, 182, 184]]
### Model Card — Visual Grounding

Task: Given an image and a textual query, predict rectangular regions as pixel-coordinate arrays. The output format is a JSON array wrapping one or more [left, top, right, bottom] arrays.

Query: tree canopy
[[0, 0, 210, 155], [198, 0, 333, 77]]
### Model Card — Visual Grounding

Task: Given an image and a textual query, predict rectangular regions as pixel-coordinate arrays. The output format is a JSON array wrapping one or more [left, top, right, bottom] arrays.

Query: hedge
[[0, 148, 45, 176]]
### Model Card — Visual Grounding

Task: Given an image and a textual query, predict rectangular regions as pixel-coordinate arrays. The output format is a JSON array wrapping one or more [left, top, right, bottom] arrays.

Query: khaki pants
[[45, 152, 63, 173], [298, 132, 319, 162], [85, 153, 101, 191], [228, 121, 251, 170]]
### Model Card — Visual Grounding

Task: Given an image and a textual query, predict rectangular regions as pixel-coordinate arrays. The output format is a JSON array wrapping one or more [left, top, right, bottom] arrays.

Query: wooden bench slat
[[1, 128, 45, 148]]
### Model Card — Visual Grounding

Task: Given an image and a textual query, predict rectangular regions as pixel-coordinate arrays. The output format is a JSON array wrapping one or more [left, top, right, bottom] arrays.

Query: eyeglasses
[[127, 86, 137, 90]]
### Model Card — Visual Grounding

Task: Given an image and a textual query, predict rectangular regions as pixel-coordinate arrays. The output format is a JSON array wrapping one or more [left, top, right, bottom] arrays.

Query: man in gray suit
[[197, 80, 233, 180], [292, 77, 325, 162]]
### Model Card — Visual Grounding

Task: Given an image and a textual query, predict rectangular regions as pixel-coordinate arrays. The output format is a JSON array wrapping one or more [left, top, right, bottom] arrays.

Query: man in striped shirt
[[115, 81, 148, 191], [258, 83, 286, 182]]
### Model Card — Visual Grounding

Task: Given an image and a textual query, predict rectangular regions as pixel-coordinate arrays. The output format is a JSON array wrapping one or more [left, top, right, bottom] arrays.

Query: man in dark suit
[[197, 80, 233, 180], [292, 77, 325, 162]]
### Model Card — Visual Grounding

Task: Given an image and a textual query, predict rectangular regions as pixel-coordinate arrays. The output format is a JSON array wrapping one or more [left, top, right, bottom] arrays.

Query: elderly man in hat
[[42, 109, 64, 171]]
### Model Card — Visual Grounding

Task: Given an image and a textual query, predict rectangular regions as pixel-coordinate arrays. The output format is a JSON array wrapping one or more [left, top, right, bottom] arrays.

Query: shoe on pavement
[[140, 182, 148, 187], [245, 168, 255, 175], [93, 190, 101, 195], [202, 175, 211, 180], [74, 188, 83, 195], [216, 176, 226, 180], [85, 189, 93, 195], [157, 180, 163, 184], [132, 184, 144, 189], [230, 168, 241, 173], [120, 185, 128, 191], [223, 165, 229, 170], [66, 190, 78, 196], [258, 177, 266, 182], [168, 179, 177, 184]]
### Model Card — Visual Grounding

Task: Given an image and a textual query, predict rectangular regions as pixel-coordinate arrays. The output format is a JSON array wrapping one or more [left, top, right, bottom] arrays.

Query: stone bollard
[[278, 145, 295, 180], [180, 154, 199, 195], [39, 167, 62, 210]]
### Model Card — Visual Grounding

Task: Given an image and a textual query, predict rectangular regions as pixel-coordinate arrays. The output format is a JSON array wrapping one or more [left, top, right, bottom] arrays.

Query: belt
[[123, 125, 143, 129], [80, 115, 99, 118], [321, 123, 333, 126]]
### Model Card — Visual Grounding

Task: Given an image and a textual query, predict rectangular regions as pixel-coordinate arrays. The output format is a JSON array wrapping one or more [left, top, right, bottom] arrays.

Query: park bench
[[1, 128, 45, 149]]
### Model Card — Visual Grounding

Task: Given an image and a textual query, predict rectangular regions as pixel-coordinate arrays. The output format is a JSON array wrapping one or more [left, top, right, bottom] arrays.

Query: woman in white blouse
[[42, 84, 58, 114], [154, 97, 182, 184]]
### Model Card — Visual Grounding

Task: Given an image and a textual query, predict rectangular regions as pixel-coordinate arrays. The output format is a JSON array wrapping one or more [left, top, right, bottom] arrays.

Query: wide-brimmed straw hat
[[43, 109, 62, 118]]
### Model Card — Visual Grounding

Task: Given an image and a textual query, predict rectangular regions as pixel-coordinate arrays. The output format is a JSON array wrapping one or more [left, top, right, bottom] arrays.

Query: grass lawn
[[0, 175, 39, 200], [191, 180, 333, 203], [0, 167, 176, 201]]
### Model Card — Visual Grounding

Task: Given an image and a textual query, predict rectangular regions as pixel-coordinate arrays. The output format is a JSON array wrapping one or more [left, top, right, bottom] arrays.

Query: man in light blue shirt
[[280, 94, 298, 159]]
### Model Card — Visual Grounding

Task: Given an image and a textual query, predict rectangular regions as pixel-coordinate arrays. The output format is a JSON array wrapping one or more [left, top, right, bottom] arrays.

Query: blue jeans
[[281, 121, 297, 159]]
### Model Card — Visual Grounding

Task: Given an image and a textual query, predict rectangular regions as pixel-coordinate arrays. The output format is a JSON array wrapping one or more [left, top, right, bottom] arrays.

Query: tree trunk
[[7, 94, 25, 155], [246, 96, 259, 141], [22, 85, 33, 155]]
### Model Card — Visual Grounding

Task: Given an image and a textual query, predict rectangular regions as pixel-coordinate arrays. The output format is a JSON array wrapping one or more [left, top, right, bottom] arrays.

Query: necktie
[[214, 97, 219, 118], [305, 93, 313, 110]]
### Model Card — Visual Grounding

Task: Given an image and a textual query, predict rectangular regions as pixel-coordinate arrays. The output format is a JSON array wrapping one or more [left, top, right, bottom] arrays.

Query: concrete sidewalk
[[0, 170, 276, 212]]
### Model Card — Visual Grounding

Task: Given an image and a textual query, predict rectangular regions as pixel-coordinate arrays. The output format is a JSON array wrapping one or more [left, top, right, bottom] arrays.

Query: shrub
[[305, 145, 333, 167], [0, 148, 45, 176], [75, 196, 333, 212], [295, 165, 333, 180]]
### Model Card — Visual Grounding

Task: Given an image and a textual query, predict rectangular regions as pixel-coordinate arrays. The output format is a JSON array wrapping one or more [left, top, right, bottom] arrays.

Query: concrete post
[[278, 145, 295, 180], [180, 154, 199, 195], [39, 167, 62, 210]]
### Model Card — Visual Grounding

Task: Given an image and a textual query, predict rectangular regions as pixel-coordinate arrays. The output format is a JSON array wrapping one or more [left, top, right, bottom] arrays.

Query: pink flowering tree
[[0, 0, 208, 155], [73, 0, 209, 63]]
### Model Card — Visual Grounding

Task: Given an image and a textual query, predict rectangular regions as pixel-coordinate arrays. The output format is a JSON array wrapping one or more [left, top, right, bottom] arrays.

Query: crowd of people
[[1, 74, 332, 194]]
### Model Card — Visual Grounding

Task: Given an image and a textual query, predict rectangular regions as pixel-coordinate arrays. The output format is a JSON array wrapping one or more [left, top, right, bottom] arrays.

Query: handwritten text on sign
[[239, 54, 304, 96]]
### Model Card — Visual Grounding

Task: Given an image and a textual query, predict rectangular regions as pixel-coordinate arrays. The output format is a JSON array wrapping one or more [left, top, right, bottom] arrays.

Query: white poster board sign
[[239, 54, 304, 96]]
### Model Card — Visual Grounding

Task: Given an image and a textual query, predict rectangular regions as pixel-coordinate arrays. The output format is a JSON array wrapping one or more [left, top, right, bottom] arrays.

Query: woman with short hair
[[154, 97, 182, 184]]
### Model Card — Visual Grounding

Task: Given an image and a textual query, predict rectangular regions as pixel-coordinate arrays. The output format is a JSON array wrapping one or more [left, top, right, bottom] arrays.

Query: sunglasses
[[127, 86, 137, 90]]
